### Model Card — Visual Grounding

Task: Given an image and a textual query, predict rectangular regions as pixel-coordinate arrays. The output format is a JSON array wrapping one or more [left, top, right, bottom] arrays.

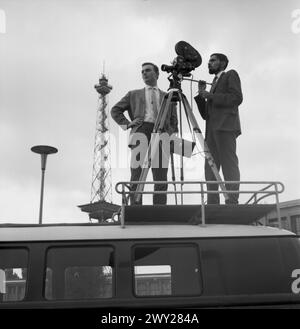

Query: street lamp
[[31, 145, 58, 224]]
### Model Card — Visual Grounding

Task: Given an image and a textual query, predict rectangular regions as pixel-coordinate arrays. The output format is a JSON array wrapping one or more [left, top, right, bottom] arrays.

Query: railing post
[[274, 183, 282, 229], [121, 184, 126, 228], [200, 183, 205, 226]]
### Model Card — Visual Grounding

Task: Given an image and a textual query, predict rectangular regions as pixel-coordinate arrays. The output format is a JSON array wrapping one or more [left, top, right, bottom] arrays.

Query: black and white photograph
[[0, 0, 300, 318]]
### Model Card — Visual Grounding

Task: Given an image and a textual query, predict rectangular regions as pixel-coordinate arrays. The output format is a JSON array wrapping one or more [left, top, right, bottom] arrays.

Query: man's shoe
[[225, 199, 239, 205]]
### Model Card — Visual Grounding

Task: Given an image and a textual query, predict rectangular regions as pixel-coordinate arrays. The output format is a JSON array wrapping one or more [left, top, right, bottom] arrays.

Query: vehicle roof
[[0, 223, 295, 242]]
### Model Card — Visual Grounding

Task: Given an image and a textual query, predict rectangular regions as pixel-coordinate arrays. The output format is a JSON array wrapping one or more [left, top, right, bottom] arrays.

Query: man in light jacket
[[111, 62, 178, 205]]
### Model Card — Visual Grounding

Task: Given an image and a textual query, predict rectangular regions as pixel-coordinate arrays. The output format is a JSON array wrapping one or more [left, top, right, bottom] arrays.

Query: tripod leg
[[178, 101, 184, 205], [179, 93, 229, 202], [170, 152, 178, 205], [133, 91, 175, 204]]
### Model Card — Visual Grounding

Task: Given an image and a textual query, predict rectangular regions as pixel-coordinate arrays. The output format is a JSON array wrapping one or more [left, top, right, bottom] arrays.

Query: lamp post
[[31, 145, 58, 224]]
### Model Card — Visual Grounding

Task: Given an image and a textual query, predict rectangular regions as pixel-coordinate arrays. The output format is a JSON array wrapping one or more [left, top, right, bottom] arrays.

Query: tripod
[[133, 76, 229, 204]]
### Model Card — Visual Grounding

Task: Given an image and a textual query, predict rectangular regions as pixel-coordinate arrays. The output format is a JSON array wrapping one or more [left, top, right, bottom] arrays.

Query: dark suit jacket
[[111, 88, 178, 146], [194, 70, 243, 136]]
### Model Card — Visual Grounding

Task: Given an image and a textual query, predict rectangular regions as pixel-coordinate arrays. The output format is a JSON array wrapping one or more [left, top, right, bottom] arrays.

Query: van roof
[[0, 223, 294, 242]]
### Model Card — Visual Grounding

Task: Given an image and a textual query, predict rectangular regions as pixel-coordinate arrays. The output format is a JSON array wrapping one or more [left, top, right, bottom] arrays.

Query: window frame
[[0, 247, 29, 303], [131, 242, 202, 298], [43, 244, 115, 301]]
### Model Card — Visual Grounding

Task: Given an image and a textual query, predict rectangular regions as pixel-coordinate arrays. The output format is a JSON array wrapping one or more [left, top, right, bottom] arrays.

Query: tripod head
[[166, 74, 183, 102]]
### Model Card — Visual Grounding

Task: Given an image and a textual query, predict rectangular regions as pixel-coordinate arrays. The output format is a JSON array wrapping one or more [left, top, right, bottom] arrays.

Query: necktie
[[206, 76, 218, 118], [209, 75, 218, 93], [151, 88, 158, 118]]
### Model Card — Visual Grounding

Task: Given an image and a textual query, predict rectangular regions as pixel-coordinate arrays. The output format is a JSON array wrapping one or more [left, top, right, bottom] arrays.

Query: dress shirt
[[144, 85, 160, 123], [209, 70, 225, 92]]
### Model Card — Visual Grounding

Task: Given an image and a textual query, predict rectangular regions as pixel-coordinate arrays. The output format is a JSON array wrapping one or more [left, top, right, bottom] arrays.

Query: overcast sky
[[0, 0, 299, 223]]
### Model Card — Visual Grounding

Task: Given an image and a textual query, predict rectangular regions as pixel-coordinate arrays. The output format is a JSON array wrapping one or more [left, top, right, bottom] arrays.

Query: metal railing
[[115, 181, 285, 228]]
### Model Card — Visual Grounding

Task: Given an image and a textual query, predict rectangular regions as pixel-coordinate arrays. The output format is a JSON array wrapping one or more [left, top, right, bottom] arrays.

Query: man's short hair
[[142, 62, 159, 75], [211, 53, 229, 70]]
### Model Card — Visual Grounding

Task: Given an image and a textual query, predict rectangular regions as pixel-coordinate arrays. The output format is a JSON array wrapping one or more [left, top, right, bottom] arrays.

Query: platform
[[123, 204, 276, 225]]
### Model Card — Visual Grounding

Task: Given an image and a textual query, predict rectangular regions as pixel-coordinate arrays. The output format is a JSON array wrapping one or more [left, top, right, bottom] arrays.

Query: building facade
[[262, 199, 300, 234]]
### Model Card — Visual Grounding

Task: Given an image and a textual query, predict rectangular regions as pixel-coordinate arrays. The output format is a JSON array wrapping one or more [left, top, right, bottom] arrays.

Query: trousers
[[130, 122, 168, 205], [205, 129, 240, 204]]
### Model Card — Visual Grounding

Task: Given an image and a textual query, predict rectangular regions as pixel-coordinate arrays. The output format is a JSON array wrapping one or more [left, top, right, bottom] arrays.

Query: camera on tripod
[[161, 41, 202, 78]]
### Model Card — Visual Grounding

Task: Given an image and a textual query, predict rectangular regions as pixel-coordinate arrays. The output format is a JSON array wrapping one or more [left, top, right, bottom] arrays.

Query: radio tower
[[91, 73, 112, 203], [78, 69, 119, 221]]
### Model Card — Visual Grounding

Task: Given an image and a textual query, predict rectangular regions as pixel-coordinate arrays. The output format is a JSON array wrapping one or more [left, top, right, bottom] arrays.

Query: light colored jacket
[[111, 88, 178, 146]]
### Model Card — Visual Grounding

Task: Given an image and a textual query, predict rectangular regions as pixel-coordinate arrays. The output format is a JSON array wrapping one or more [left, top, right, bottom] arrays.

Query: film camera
[[161, 41, 202, 77]]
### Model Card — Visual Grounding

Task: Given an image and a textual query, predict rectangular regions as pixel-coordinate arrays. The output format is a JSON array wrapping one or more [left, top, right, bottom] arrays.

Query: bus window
[[134, 265, 172, 296], [0, 248, 28, 302], [133, 244, 201, 297], [45, 246, 114, 300]]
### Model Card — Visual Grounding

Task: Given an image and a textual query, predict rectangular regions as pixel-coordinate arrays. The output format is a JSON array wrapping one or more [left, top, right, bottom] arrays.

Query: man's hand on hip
[[127, 117, 143, 129]]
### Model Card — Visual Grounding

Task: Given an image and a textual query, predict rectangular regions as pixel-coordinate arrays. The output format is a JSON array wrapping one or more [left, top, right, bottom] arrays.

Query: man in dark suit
[[111, 62, 178, 205], [194, 53, 243, 204]]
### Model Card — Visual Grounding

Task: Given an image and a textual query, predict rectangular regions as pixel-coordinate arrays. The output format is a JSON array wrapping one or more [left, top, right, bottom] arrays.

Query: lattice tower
[[91, 74, 113, 203]]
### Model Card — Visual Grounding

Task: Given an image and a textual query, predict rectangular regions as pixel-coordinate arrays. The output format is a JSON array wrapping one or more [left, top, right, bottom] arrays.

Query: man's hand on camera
[[198, 80, 207, 92], [199, 90, 213, 100], [127, 118, 143, 129]]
